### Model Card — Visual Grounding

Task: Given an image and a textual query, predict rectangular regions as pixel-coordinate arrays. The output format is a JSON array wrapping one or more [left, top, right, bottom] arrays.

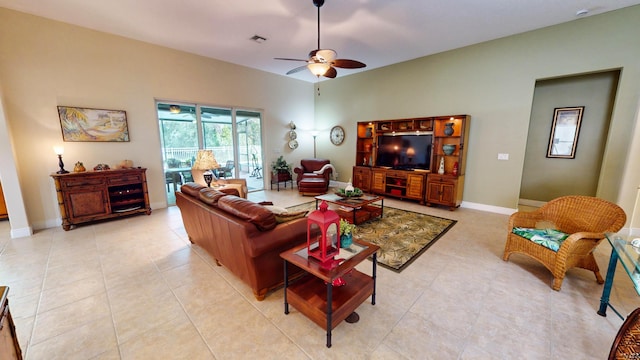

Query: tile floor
[[0, 188, 637, 359]]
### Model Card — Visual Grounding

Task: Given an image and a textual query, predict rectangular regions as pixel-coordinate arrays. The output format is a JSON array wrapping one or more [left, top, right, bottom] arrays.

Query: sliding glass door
[[158, 102, 264, 205], [235, 110, 263, 182]]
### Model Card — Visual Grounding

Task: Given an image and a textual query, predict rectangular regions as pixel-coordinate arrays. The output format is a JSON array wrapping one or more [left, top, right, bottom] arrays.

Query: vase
[[340, 234, 353, 248], [444, 123, 455, 136]]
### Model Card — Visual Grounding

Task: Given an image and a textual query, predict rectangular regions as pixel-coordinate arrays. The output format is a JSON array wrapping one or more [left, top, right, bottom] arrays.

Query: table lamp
[[53, 146, 69, 174], [192, 150, 219, 187]]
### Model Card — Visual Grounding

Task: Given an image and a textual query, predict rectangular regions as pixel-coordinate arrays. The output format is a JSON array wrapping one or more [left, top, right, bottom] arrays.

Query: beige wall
[[0, 8, 314, 230], [314, 6, 640, 222]]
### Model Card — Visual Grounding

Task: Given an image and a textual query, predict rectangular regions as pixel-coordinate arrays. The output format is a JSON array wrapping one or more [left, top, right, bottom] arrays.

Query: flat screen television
[[376, 134, 432, 171]]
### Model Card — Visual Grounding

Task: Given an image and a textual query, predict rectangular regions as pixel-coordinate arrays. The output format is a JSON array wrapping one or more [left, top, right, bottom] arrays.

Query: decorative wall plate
[[289, 130, 297, 140], [288, 139, 299, 149]]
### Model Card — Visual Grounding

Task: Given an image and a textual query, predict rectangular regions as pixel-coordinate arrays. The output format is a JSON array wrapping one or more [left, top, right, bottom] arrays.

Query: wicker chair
[[503, 195, 626, 291], [609, 307, 640, 359]]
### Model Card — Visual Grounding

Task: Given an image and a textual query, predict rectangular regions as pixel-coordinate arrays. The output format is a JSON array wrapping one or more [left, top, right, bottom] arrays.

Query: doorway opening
[[519, 70, 620, 207]]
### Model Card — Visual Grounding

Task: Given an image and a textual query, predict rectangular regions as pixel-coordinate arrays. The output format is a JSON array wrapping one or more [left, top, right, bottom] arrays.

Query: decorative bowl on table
[[336, 187, 363, 198]]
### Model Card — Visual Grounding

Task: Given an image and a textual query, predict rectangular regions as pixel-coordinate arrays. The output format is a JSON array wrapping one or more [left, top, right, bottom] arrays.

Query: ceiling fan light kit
[[308, 62, 331, 76], [275, 0, 366, 79]]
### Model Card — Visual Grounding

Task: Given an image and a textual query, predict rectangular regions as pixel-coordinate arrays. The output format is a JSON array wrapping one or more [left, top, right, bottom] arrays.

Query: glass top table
[[598, 232, 640, 319]]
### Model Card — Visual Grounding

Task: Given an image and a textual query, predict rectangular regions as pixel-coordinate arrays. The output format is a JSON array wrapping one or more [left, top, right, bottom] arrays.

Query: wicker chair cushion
[[512, 227, 569, 252]]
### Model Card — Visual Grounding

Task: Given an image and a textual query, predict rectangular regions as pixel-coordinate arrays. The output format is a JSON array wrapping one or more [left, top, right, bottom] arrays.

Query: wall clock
[[330, 125, 345, 145], [288, 139, 299, 149]]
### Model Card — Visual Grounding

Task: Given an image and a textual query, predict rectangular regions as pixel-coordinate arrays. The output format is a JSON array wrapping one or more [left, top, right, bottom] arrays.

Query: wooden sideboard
[[0, 287, 22, 360], [51, 168, 151, 230]]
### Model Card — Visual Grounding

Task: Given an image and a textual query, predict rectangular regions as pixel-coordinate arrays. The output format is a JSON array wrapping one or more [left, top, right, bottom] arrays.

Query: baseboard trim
[[519, 198, 547, 207], [11, 226, 33, 238], [461, 201, 516, 215]]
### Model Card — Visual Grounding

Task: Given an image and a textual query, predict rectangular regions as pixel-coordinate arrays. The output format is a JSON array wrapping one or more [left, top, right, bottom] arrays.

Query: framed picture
[[57, 106, 130, 142], [546, 106, 584, 159]]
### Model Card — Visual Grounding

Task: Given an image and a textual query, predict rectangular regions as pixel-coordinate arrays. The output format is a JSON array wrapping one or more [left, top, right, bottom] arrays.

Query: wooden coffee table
[[314, 193, 384, 224]]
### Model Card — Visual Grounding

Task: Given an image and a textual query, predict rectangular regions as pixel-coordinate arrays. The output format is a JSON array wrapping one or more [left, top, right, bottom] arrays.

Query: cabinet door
[[440, 182, 456, 204], [371, 170, 385, 193], [426, 182, 442, 204], [65, 189, 109, 219], [406, 174, 424, 200], [352, 167, 371, 192]]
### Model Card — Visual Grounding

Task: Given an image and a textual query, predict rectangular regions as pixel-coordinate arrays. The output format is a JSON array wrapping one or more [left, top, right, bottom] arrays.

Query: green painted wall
[[314, 6, 640, 218]]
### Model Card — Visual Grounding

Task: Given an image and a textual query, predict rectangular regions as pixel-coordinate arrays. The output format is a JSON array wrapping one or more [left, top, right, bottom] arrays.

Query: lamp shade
[[308, 63, 330, 77], [192, 150, 219, 170]]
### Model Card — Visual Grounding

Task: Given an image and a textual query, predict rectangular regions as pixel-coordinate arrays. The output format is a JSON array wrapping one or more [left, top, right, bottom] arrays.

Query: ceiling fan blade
[[286, 65, 309, 75], [331, 59, 366, 69], [275, 57, 309, 62], [323, 66, 337, 78]]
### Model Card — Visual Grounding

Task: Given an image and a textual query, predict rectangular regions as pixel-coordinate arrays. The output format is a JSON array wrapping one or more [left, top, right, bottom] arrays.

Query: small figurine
[[438, 158, 445, 175], [93, 163, 110, 171], [73, 161, 86, 172]]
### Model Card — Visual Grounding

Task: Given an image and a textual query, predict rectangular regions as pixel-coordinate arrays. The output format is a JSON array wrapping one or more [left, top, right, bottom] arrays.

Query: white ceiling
[[2, 0, 639, 82]]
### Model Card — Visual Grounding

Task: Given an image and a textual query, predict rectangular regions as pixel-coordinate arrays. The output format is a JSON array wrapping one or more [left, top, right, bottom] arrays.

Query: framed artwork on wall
[[57, 106, 130, 142], [546, 106, 584, 159]]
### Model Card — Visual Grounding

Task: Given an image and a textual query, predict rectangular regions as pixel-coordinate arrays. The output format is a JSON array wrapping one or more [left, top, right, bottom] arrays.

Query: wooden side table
[[270, 172, 293, 191], [281, 239, 379, 348]]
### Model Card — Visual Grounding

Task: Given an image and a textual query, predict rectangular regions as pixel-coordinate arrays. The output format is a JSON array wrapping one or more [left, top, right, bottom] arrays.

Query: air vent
[[250, 35, 267, 44]]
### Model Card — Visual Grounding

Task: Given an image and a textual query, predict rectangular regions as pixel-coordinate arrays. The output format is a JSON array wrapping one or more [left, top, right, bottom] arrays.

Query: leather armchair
[[294, 158, 333, 195]]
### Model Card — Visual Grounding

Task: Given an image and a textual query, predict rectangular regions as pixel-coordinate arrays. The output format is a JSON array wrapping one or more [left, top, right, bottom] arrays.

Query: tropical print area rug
[[286, 202, 456, 272]]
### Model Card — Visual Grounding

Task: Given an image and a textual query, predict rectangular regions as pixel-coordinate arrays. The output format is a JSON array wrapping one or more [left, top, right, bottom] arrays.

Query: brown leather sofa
[[175, 182, 307, 300], [294, 158, 333, 195]]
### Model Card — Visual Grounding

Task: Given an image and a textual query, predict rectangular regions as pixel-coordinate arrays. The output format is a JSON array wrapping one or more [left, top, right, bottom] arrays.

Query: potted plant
[[339, 218, 356, 248], [271, 156, 292, 181]]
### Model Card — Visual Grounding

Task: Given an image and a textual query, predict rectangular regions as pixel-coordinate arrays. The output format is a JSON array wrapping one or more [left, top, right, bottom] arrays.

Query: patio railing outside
[[163, 147, 262, 174]]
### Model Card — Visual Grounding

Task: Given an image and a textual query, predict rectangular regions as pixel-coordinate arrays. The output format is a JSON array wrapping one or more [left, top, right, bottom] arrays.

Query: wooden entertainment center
[[353, 115, 470, 210]]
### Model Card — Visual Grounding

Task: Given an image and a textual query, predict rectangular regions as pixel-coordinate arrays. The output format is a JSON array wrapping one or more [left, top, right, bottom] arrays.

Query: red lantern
[[307, 201, 340, 263]]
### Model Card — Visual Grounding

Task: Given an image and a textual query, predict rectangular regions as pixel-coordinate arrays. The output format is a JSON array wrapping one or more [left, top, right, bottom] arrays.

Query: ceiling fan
[[275, 0, 366, 78]]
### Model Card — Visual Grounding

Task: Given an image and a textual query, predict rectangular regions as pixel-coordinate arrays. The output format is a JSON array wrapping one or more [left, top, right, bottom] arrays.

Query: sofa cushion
[[181, 182, 206, 197], [218, 196, 277, 231], [275, 210, 308, 224], [198, 188, 228, 206], [264, 205, 288, 214]]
